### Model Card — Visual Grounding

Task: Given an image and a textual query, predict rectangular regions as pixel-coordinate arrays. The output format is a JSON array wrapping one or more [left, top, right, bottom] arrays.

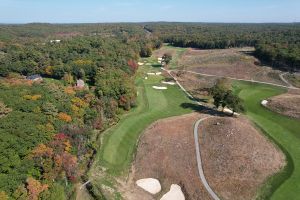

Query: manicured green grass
[[96, 60, 195, 175], [234, 81, 300, 200], [164, 45, 187, 69]]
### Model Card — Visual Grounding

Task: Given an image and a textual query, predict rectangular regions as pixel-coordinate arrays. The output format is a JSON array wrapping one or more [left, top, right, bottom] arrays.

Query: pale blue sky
[[0, 0, 299, 23]]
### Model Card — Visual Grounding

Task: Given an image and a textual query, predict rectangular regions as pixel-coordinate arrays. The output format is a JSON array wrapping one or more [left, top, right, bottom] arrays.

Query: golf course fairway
[[234, 81, 300, 200], [97, 65, 195, 175]]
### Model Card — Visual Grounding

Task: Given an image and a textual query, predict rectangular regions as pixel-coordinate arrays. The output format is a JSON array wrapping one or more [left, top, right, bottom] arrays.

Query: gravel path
[[279, 72, 296, 88], [181, 70, 299, 90], [162, 67, 221, 199], [194, 117, 221, 200]]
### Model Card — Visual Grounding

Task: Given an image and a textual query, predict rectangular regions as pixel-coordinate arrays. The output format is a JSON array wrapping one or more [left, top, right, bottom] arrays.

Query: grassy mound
[[234, 81, 300, 200]]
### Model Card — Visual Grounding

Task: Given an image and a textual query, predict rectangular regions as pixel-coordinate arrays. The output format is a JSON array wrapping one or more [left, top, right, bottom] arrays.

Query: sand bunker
[[162, 81, 176, 85], [153, 86, 167, 90], [261, 100, 268, 106], [223, 108, 240, 116], [160, 184, 185, 200], [136, 178, 161, 195], [147, 72, 162, 76], [138, 62, 144, 66]]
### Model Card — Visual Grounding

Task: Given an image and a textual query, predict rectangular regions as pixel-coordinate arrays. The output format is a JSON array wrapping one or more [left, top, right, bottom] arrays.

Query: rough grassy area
[[170, 70, 217, 105], [199, 117, 285, 200], [176, 47, 287, 86], [234, 81, 300, 200], [284, 73, 300, 88], [266, 91, 300, 119], [120, 113, 211, 200], [120, 113, 284, 200]]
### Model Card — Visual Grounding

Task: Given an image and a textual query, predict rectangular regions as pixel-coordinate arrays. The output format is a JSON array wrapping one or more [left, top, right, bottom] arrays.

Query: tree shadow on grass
[[192, 96, 209, 103], [151, 64, 162, 68], [181, 102, 226, 116]]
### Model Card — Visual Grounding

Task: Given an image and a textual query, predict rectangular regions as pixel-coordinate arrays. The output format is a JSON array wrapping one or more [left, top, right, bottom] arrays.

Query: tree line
[[144, 23, 300, 71]]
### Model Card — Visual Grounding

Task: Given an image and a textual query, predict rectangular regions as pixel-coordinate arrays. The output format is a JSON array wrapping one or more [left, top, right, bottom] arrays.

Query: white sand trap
[[160, 184, 185, 200], [223, 108, 240, 116], [136, 178, 161, 195], [261, 100, 268, 106], [153, 86, 167, 90], [162, 81, 176, 85], [158, 57, 163, 61], [138, 62, 144, 66], [145, 77, 148, 80], [147, 72, 162, 76]]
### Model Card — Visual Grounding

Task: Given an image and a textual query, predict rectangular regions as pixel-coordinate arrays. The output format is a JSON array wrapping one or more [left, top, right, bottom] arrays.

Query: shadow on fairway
[[151, 64, 162, 68], [180, 102, 226, 116]]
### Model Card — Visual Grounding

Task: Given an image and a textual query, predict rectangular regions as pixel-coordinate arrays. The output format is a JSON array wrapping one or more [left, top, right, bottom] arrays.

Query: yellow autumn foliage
[[23, 94, 42, 101], [57, 112, 72, 123]]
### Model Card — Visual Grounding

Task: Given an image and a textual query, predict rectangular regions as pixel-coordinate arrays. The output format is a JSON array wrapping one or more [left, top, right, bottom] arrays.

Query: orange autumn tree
[[57, 112, 72, 123], [30, 134, 79, 182], [26, 177, 48, 200]]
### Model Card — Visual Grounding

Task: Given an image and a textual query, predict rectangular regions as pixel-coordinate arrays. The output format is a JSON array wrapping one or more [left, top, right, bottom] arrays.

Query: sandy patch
[[160, 184, 185, 200], [162, 81, 176, 85], [152, 86, 167, 90], [136, 178, 161, 195], [261, 100, 268, 106]]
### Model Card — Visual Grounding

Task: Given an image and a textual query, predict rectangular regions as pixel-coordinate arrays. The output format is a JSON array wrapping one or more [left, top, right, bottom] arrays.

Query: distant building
[[26, 74, 43, 82], [76, 79, 85, 88]]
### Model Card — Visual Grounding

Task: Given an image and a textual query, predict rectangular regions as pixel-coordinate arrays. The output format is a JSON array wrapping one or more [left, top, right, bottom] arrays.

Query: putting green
[[234, 81, 300, 200], [97, 63, 195, 175]]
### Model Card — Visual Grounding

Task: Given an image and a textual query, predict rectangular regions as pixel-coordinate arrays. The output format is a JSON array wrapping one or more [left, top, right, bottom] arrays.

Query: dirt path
[[163, 67, 221, 199], [180, 70, 299, 90], [194, 117, 221, 200], [279, 72, 296, 88], [161, 68, 202, 105]]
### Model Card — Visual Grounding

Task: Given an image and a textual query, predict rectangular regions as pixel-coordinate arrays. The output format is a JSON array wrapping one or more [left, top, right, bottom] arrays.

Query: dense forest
[[0, 22, 299, 199], [145, 23, 300, 70], [0, 24, 161, 199]]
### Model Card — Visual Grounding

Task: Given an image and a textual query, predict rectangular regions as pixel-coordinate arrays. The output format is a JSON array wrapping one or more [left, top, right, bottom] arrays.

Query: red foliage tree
[[128, 59, 138, 72], [26, 177, 48, 200]]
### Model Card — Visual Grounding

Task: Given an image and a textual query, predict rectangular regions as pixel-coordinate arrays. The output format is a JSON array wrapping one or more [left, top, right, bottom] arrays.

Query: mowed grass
[[97, 63, 195, 175], [234, 81, 300, 200]]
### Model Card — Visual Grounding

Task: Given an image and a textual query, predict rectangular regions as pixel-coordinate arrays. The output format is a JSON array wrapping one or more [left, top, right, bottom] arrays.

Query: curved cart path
[[279, 72, 296, 88], [180, 70, 299, 90], [194, 117, 221, 200]]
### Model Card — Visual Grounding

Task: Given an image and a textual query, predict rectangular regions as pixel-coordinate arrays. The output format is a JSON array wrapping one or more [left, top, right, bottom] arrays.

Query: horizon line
[[0, 21, 300, 25]]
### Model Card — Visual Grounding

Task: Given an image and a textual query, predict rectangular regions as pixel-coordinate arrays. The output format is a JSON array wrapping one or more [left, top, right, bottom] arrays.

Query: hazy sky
[[0, 0, 299, 23]]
